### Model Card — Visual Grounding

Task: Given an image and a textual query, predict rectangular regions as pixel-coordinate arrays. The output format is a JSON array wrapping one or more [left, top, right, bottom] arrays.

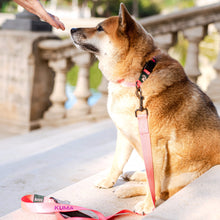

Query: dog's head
[[71, 3, 155, 81]]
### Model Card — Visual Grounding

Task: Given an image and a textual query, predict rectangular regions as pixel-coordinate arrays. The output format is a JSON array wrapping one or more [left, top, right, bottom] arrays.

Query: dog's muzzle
[[70, 28, 100, 54]]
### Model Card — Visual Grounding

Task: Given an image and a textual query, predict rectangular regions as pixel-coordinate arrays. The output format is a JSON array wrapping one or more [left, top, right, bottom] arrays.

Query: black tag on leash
[[33, 194, 45, 203]]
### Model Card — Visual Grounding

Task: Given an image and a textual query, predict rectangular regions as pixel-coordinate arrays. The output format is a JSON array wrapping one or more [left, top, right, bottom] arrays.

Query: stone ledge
[[2, 165, 220, 220], [144, 165, 220, 220]]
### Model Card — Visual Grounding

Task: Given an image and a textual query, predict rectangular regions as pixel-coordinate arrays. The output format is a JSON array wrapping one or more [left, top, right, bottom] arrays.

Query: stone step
[[0, 119, 118, 216], [144, 165, 220, 220], [0, 104, 219, 218], [0, 120, 113, 166], [0, 120, 100, 148], [2, 165, 220, 220]]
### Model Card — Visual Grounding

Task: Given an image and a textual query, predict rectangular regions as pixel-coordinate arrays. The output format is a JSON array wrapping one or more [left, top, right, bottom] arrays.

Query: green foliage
[[89, 0, 160, 18], [172, 33, 188, 66], [171, 31, 218, 67], [66, 61, 102, 89], [122, 0, 161, 18], [0, 0, 17, 13], [156, 0, 195, 11], [66, 65, 79, 86], [199, 33, 218, 62], [89, 61, 102, 89], [139, 1, 161, 18]]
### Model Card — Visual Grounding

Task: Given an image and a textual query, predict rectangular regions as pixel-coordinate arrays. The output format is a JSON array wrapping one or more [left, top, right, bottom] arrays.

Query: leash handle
[[21, 194, 141, 220], [21, 195, 105, 219]]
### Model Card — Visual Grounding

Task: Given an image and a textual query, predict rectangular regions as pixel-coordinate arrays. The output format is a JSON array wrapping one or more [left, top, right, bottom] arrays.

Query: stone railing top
[[139, 3, 220, 35], [38, 38, 78, 60], [38, 38, 72, 50]]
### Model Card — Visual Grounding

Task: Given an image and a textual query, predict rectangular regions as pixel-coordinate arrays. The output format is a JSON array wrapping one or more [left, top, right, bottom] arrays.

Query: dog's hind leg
[[95, 129, 133, 188], [154, 141, 168, 201], [115, 181, 147, 198], [122, 171, 147, 182]]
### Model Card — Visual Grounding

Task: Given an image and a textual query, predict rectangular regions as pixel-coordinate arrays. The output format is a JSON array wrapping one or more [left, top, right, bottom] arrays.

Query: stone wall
[[0, 30, 57, 132]]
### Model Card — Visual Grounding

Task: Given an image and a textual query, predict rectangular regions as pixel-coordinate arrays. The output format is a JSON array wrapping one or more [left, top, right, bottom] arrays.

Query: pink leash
[[20, 108, 155, 219], [135, 84, 156, 208], [21, 194, 140, 219], [21, 81, 155, 219]]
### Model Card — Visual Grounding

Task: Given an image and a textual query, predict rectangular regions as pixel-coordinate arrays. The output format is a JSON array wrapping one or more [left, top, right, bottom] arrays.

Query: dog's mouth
[[72, 39, 99, 54], [80, 43, 99, 54]]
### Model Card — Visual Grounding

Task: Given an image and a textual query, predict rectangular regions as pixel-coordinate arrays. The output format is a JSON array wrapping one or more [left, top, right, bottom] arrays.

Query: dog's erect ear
[[118, 3, 134, 31]]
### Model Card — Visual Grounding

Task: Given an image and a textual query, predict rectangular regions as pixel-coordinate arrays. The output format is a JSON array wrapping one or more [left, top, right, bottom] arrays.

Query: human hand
[[13, 0, 65, 30]]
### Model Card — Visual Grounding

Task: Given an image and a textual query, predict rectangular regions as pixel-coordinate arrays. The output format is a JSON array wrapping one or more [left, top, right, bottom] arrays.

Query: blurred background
[[0, 0, 219, 136]]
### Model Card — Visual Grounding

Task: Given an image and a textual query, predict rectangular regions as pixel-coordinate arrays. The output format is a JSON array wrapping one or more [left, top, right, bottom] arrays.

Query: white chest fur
[[107, 82, 142, 151]]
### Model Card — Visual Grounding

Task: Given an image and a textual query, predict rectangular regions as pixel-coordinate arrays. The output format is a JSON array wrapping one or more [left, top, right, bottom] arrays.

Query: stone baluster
[[43, 59, 68, 121], [183, 26, 207, 83], [206, 22, 220, 105], [67, 52, 92, 119], [154, 32, 177, 53], [91, 75, 109, 118]]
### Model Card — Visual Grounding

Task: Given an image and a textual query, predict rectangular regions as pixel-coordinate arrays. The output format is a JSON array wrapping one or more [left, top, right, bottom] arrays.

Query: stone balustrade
[[38, 39, 108, 126], [0, 30, 57, 133]]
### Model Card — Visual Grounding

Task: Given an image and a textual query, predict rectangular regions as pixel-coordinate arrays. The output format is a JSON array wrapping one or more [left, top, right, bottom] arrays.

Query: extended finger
[[52, 15, 65, 30]]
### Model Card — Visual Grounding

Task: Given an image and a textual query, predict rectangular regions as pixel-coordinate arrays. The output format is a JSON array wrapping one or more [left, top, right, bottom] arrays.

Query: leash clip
[[135, 87, 148, 117]]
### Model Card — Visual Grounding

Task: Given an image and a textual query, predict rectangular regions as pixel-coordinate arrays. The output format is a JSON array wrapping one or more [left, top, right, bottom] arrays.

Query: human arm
[[13, 0, 65, 30]]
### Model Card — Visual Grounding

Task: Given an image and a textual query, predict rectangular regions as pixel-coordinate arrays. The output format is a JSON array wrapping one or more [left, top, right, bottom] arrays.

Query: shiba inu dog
[[71, 3, 220, 214]]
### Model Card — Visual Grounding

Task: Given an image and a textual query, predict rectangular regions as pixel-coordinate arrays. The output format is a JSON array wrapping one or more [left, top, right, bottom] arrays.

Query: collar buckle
[[135, 87, 148, 117]]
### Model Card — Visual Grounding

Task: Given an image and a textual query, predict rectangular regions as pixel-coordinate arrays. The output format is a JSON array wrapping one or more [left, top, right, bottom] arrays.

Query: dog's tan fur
[[71, 3, 220, 214]]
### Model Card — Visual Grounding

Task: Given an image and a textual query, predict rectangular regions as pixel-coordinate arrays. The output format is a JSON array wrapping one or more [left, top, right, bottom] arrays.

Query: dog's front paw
[[95, 177, 115, 189], [134, 200, 154, 215], [115, 182, 147, 198]]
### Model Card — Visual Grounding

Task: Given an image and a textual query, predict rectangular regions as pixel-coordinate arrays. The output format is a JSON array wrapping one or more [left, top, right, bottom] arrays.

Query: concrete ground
[[0, 104, 219, 218], [0, 127, 19, 140], [0, 120, 118, 216], [2, 166, 220, 220]]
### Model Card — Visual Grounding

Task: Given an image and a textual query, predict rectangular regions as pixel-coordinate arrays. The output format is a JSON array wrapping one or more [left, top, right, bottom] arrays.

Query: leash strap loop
[[21, 194, 141, 220]]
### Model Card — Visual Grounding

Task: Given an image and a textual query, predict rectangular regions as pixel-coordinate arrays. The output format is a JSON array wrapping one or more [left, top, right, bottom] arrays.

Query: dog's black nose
[[71, 28, 78, 34]]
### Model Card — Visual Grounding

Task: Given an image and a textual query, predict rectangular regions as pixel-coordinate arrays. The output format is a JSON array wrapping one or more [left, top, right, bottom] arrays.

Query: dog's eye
[[97, 25, 104, 32]]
